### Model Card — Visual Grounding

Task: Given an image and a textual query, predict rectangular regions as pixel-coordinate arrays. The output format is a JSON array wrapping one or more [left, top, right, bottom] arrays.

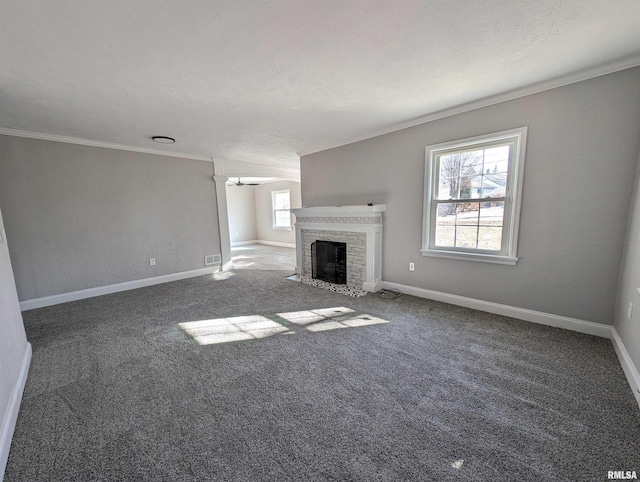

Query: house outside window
[[422, 127, 527, 265], [272, 189, 291, 230]]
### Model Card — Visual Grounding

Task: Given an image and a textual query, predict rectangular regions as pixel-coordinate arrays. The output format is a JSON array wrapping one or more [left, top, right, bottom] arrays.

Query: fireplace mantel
[[291, 204, 385, 218], [291, 204, 385, 292]]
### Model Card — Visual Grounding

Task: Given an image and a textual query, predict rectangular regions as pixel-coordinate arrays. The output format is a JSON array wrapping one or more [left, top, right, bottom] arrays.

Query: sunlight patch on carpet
[[278, 307, 389, 332], [306, 314, 389, 332], [179, 315, 292, 345], [277, 307, 355, 325], [181, 307, 389, 346]]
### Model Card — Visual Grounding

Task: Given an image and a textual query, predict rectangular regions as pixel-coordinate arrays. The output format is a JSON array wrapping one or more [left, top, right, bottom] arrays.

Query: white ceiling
[[2, 1, 640, 172]]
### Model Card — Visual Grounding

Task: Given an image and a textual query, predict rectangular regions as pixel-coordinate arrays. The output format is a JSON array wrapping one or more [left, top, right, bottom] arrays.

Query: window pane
[[437, 177, 454, 200], [469, 175, 484, 198], [439, 150, 482, 180], [456, 203, 479, 225], [435, 225, 455, 247], [480, 173, 507, 198], [275, 210, 290, 227], [436, 203, 456, 221], [483, 145, 510, 174], [455, 226, 478, 249], [467, 153, 484, 173], [458, 176, 476, 199], [479, 202, 504, 226], [274, 192, 290, 209], [478, 227, 502, 250]]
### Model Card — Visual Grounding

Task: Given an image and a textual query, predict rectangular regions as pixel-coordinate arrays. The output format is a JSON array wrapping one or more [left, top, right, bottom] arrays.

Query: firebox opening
[[311, 240, 347, 285]]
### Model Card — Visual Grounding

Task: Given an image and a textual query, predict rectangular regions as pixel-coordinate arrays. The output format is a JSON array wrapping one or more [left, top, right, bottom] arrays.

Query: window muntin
[[422, 128, 527, 264], [272, 189, 291, 230]]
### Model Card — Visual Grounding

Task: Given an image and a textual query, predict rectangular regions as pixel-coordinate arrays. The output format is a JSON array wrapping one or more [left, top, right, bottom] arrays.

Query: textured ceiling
[[2, 1, 640, 171]]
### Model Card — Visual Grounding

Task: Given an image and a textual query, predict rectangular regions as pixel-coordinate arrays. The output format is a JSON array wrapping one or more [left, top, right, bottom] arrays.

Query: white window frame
[[271, 189, 292, 230], [421, 127, 527, 265]]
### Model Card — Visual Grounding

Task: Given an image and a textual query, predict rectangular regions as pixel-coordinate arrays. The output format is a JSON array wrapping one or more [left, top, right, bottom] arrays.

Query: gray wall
[[0, 135, 221, 301], [614, 151, 640, 372], [255, 180, 301, 245], [0, 206, 29, 468], [301, 67, 640, 325], [226, 184, 258, 243]]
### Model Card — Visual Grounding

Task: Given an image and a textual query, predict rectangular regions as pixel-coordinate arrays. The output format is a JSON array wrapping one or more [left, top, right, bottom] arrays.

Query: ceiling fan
[[230, 177, 259, 186]]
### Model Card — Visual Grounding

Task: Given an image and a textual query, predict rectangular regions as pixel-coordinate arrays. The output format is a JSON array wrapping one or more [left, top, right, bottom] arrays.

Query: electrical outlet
[[149, 258, 156, 266], [628, 302, 633, 320], [409, 262, 415, 271]]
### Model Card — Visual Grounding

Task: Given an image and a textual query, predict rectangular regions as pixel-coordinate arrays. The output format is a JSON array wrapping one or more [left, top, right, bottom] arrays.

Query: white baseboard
[[231, 240, 259, 247], [0, 342, 32, 478], [19, 267, 218, 311], [230, 240, 296, 249], [380, 281, 612, 338], [222, 260, 235, 271], [611, 328, 640, 409], [257, 240, 296, 248]]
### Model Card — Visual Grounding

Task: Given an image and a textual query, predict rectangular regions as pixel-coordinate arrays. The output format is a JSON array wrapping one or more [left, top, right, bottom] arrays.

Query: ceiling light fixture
[[152, 136, 175, 144]]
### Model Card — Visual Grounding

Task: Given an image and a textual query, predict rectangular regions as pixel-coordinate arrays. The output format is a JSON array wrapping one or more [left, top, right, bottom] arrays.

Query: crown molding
[[0, 128, 302, 179], [297, 55, 640, 157], [0, 128, 302, 177], [0, 128, 212, 162]]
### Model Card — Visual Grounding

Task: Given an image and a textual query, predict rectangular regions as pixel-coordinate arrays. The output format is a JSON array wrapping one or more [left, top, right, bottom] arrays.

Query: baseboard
[[230, 240, 296, 249], [257, 240, 296, 248], [222, 260, 235, 271], [0, 342, 32, 479], [611, 328, 640, 409], [231, 240, 259, 247], [20, 267, 218, 311], [380, 281, 612, 338]]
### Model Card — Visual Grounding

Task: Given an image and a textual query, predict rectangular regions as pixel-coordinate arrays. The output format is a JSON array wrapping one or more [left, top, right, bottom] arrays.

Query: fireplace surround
[[291, 204, 385, 292]]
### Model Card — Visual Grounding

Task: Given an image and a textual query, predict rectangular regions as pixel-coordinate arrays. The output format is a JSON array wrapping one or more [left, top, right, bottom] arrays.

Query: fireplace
[[290, 204, 386, 292], [312, 241, 347, 284]]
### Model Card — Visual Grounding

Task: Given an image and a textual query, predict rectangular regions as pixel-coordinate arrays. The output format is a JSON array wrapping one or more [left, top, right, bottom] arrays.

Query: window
[[422, 127, 527, 265], [272, 189, 291, 230]]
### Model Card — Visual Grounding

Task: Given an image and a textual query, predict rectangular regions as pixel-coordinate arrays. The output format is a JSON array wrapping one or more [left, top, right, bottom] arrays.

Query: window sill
[[420, 249, 518, 265], [273, 227, 292, 231]]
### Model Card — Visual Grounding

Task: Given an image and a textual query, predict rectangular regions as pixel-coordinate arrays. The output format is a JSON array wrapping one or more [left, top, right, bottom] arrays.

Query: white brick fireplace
[[290, 205, 385, 292]]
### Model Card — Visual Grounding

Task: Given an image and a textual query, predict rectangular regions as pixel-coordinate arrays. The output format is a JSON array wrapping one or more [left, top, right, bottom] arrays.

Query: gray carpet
[[5, 269, 640, 481]]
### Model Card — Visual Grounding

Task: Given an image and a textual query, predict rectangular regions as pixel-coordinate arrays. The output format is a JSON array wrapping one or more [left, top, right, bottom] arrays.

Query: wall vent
[[205, 254, 221, 266]]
